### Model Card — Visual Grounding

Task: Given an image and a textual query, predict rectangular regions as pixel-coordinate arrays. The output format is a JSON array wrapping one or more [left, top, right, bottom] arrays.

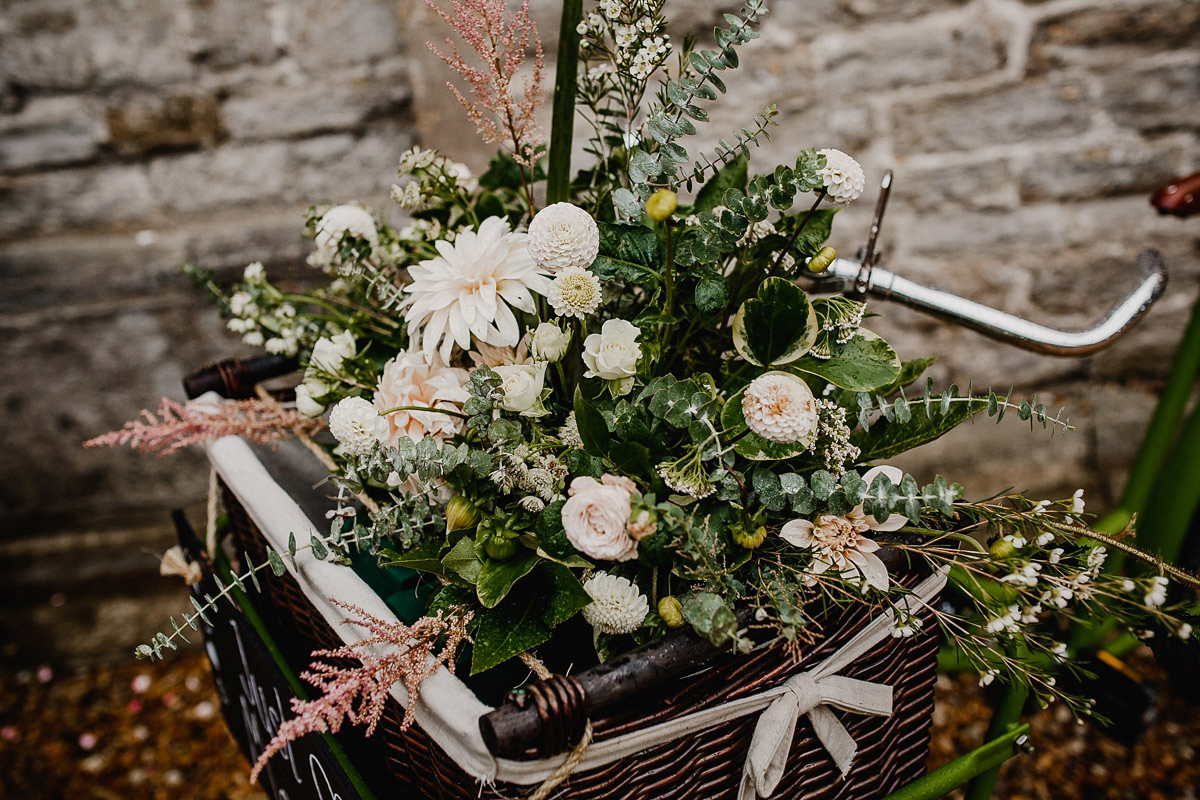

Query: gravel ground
[[1, 648, 1196, 799]]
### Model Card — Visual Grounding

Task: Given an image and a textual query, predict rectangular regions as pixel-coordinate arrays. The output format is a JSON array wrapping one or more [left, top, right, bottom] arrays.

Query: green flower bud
[[732, 524, 768, 549], [445, 494, 481, 533], [989, 537, 1016, 559], [645, 189, 678, 221], [483, 534, 519, 561], [658, 596, 684, 628], [807, 246, 837, 274]]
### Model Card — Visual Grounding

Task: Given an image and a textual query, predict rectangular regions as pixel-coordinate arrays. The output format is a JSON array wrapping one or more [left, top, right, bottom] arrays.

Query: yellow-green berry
[[445, 494, 481, 533], [658, 596, 684, 627], [645, 189, 678, 221]]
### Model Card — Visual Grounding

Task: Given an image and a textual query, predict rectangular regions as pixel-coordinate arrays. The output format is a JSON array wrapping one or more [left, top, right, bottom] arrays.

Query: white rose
[[582, 319, 641, 381], [528, 322, 571, 362], [561, 475, 638, 562], [309, 331, 356, 376], [493, 362, 548, 416], [293, 383, 326, 417]]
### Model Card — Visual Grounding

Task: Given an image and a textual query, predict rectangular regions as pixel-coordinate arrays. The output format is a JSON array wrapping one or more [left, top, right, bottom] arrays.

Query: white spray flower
[[526, 202, 600, 273], [816, 148, 866, 205], [581, 572, 649, 634], [312, 205, 378, 265]]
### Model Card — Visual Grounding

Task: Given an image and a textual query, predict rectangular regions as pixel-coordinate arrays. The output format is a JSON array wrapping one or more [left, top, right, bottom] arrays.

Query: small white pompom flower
[[548, 266, 602, 318], [327, 397, 387, 456], [527, 203, 600, 273], [312, 205, 378, 264], [816, 149, 866, 205], [742, 372, 817, 444], [581, 572, 649, 634]]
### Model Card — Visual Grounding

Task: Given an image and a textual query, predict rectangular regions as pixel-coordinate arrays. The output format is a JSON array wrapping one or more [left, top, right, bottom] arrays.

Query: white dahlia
[[581, 572, 649, 634], [742, 372, 817, 444], [373, 350, 470, 445], [527, 202, 600, 273], [548, 266, 602, 319], [403, 217, 551, 363], [816, 148, 866, 205], [328, 396, 388, 456]]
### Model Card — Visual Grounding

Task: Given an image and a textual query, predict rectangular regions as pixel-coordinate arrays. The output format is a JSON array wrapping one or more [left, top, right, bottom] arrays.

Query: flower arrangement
[[92, 0, 1198, 779]]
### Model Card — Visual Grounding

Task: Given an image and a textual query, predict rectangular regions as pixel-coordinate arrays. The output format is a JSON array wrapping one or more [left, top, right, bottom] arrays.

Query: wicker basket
[[211, 434, 943, 800]]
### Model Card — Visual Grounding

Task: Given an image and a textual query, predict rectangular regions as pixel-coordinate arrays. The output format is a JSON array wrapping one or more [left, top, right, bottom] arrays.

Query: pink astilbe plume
[[426, 0, 545, 166], [83, 397, 324, 456], [250, 603, 472, 783]]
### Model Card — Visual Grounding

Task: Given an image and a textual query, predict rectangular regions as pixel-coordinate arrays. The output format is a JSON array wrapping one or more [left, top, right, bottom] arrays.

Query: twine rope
[[518, 651, 593, 800]]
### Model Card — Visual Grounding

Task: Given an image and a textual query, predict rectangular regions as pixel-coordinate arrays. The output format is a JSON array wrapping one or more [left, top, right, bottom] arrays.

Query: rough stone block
[[898, 157, 1018, 212], [188, 0, 280, 70], [0, 230, 187, 313], [106, 92, 224, 157], [1088, 382, 1160, 504], [1018, 137, 1179, 203], [1100, 62, 1200, 135], [892, 76, 1092, 154], [0, 95, 107, 171], [0, 164, 154, 238], [221, 73, 412, 141], [813, 12, 1008, 94], [1029, 1, 1200, 75], [282, 0, 401, 74], [0, 0, 97, 90], [146, 141, 290, 215], [0, 300, 245, 529]]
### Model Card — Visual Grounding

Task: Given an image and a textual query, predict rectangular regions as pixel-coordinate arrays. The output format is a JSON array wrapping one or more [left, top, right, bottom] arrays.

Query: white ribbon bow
[[738, 567, 950, 800]]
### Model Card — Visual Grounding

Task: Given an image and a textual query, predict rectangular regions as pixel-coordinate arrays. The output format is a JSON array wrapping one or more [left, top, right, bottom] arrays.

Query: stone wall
[[1, 0, 1197, 661]]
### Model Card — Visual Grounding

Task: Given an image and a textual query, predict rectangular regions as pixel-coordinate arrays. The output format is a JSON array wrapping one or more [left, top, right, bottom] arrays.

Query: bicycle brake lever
[[810, 249, 1168, 356]]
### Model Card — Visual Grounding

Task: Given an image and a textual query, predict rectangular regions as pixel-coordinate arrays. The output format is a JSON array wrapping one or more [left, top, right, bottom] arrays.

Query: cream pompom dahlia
[[581, 572, 649, 634], [548, 266, 602, 318], [328, 396, 388, 456], [403, 217, 551, 363], [816, 148, 866, 205], [527, 202, 600, 273], [742, 372, 817, 444]]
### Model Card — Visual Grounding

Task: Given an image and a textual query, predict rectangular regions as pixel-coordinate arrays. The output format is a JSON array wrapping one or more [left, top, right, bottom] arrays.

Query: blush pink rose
[[561, 475, 638, 562]]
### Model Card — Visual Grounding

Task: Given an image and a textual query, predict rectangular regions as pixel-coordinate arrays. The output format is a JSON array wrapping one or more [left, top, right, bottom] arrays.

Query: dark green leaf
[[694, 275, 728, 312], [731, 277, 818, 366], [534, 500, 575, 560], [471, 602, 552, 674], [441, 536, 482, 585], [788, 330, 901, 391], [538, 563, 592, 627], [377, 540, 446, 576], [573, 388, 611, 456], [476, 550, 540, 609]]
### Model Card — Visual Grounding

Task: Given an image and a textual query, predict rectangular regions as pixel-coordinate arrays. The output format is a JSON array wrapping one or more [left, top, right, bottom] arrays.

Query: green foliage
[[732, 277, 818, 366]]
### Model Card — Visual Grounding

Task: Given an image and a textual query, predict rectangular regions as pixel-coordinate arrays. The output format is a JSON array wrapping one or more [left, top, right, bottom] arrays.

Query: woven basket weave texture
[[223, 481, 939, 800]]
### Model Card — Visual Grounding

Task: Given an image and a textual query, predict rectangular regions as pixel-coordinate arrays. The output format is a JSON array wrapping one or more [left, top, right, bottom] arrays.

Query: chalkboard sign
[[198, 583, 375, 800]]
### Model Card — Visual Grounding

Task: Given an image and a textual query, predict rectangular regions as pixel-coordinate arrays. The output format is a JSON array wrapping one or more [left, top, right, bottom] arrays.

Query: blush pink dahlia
[[742, 372, 817, 444], [373, 350, 470, 445], [778, 466, 907, 592]]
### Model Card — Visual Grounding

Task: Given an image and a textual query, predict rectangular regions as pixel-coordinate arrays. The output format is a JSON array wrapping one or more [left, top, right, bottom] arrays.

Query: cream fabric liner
[[204, 430, 947, 787]]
